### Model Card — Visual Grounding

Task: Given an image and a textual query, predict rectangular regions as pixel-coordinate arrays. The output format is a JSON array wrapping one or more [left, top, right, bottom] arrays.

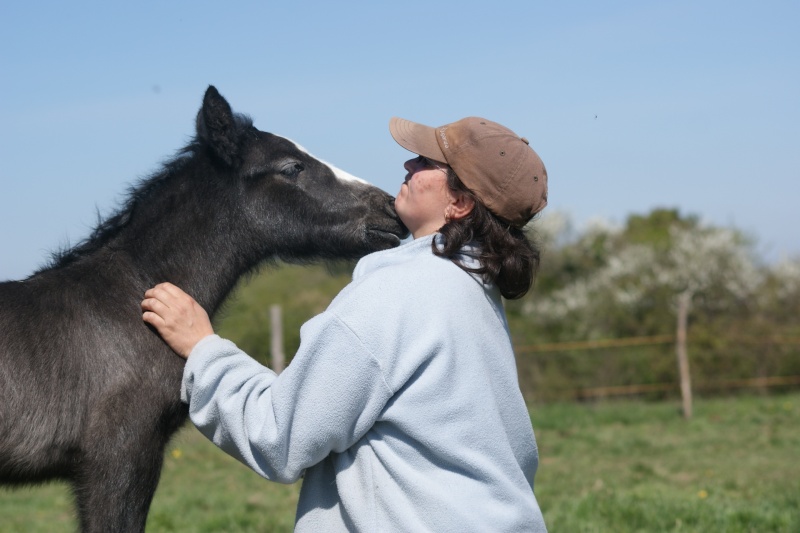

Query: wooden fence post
[[676, 291, 693, 419], [270, 304, 285, 374]]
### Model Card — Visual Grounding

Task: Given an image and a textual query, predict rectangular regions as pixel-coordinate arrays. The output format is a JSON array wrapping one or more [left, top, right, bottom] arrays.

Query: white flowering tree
[[526, 209, 763, 417], [653, 225, 762, 418]]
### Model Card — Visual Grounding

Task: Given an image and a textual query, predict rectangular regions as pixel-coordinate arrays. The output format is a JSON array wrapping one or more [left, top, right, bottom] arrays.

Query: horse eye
[[280, 162, 305, 177]]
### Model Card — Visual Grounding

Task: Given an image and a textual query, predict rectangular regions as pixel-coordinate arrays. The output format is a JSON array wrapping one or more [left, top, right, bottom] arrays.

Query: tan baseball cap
[[389, 116, 548, 227]]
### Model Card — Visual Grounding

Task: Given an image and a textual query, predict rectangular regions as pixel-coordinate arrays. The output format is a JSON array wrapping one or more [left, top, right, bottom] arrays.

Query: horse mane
[[40, 114, 255, 274]]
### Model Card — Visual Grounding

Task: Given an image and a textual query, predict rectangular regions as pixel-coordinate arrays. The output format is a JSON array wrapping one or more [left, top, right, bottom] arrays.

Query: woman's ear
[[447, 191, 475, 221]]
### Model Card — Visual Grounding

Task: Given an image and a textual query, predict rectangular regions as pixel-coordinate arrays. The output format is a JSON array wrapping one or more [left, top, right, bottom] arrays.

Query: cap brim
[[389, 117, 447, 164]]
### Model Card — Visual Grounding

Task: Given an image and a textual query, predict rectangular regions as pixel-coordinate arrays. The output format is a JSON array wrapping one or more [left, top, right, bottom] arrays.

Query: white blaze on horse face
[[281, 136, 368, 185]]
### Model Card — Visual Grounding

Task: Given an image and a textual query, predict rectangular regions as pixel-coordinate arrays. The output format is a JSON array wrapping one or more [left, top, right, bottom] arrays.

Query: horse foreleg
[[72, 437, 166, 533]]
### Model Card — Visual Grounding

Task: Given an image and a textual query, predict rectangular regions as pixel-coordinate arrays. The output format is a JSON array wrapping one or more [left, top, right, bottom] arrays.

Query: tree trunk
[[676, 291, 693, 419]]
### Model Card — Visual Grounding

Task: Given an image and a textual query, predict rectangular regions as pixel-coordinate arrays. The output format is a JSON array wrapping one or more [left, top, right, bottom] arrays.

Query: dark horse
[[0, 86, 407, 532]]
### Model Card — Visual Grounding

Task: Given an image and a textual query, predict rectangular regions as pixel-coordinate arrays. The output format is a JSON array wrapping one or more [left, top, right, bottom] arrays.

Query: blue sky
[[1, 0, 798, 280]]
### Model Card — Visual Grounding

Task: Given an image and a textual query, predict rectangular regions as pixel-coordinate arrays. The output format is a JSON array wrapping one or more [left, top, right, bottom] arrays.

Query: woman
[[142, 116, 549, 532]]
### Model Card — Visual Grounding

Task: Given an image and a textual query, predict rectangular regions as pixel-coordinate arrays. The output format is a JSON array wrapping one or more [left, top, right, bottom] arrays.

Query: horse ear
[[196, 86, 240, 167]]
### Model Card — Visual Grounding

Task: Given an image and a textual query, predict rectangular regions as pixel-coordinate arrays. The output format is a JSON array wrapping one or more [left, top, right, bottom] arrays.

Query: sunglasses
[[411, 155, 448, 173]]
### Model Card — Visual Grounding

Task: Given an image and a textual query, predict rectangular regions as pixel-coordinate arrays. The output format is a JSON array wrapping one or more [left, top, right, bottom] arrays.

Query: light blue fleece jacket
[[181, 234, 547, 532]]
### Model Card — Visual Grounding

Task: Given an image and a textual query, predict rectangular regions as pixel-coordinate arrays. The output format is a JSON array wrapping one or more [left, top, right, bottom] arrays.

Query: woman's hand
[[141, 282, 214, 359]]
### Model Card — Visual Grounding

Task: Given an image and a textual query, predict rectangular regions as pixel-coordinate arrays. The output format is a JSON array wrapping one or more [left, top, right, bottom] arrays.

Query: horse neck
[[133, 224, 259, 316], [114, 167, 269, 315]]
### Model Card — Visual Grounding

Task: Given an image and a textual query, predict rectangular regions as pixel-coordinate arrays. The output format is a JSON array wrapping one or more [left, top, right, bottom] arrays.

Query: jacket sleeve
[[181, 311, 394, 483]]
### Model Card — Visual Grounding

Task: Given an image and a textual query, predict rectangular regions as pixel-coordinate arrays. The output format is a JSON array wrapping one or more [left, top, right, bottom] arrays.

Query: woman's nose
[[403, 158, 415, 173]]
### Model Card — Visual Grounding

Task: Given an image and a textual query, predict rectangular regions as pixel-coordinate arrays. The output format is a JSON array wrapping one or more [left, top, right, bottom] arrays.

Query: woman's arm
[[141, 283, 393, 482], [182, 316, 393, 482]]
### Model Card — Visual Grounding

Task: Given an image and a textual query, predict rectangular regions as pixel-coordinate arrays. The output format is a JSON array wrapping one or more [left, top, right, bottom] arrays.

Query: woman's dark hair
[[433, 170, 540, 299]]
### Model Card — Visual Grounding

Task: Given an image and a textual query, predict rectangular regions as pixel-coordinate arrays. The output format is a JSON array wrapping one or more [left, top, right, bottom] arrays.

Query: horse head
[[194, 86, 408, 263]]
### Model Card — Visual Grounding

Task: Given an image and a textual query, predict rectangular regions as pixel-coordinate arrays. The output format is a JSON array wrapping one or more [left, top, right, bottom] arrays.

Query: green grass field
[[2, 393, 798, 532]]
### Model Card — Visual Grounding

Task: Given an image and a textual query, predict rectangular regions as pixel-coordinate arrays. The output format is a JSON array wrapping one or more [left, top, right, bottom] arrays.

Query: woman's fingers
[[142, 310, 166, 329], [143, 284, 196, 322], [144, 283, 180, 304], [153, 282, 186, 299], [141, 296, 169, 315]]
